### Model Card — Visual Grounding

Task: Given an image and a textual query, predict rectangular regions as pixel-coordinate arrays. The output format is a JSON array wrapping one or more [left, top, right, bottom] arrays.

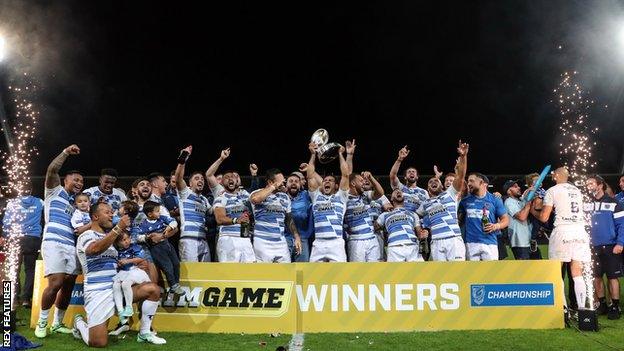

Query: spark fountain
[[0, 73, 39, 332], [553, 70, 599, 330]]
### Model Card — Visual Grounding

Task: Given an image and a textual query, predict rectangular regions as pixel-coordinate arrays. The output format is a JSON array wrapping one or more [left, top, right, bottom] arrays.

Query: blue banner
[[470, 283, 554, 307]]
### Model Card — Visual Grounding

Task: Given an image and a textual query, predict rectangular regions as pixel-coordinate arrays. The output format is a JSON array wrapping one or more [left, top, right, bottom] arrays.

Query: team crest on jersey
[[471, 285, 485, 306]]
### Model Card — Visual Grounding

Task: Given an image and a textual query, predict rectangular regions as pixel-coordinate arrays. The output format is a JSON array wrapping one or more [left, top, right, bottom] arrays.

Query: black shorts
[[592, 245, 623, 279]]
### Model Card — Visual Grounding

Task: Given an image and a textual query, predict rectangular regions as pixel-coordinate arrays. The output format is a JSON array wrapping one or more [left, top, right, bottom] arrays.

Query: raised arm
[[390, 146, 409, 190], [45, 144, 80, 189], [248, 163, 260, 192], [345, 139, 355, 174], [363, 171, 384, 200], [452, 140, 469, 193], [305, 142, 323, 192], [338, 145, 351, 191], [205, 148, 230, 188], [175, 145, 192, 191]]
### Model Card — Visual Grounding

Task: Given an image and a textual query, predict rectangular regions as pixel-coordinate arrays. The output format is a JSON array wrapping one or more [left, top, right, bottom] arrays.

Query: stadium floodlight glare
[[0, 35, 6, 62], [618, 23, 624, 51]]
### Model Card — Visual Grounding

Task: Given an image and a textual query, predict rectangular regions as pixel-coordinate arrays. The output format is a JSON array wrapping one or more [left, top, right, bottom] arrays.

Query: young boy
[[137, 200, 183, 294], [113, 231, 151, 323], [71, 193, 92, 235]]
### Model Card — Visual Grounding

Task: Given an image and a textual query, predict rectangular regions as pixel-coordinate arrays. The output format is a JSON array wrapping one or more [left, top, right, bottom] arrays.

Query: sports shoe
[[137, 332, 167, 344], [72, 314, 84, 340], [34, 320, 47, 338], [596, 301, 608, 315], [108, 322, 130, 336], [607, 304, 621, 320], [121, 306, 134, 318], [50, 323, 73, 334], [170, 284, 184, 295]]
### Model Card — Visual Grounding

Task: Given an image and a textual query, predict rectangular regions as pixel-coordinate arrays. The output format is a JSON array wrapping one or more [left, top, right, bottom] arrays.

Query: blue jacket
[[284, 190, 314, 240], [585, 195, 624, 247], [2, 196, 44, 238]]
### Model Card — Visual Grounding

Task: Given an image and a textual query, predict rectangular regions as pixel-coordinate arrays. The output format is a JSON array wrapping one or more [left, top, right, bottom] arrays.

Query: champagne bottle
[[240, 210, 251, 238], [481, 205, 489, 231]]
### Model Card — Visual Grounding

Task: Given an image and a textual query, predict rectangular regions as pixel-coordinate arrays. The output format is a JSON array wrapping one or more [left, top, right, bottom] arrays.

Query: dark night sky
[[1, 0, 624, 179]]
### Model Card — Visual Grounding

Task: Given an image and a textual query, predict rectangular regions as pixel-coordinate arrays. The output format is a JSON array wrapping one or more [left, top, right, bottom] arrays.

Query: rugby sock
[[122, 280, 134, 309], [38, 308, 50, 324], [53, 308, 66, 326], [612, 299, 619, 307], [140, 300, 159, 334], [572, 276, 586, 309], [113, 281, 124, 313], [75, 317, 90, 345]]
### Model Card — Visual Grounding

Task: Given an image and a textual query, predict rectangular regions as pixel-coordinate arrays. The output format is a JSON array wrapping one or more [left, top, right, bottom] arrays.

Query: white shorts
[[41, 240, 80, 276], [84, 289, 115, 328], [548, 226, 592, 263], [466, 242, 498, 261], [347, 238, 381, 262], [253, 238, 291, 263], [113, 267, 151, 285], [310, 238, 347, 262], [387, 244, 423, 262], [431, 236, 466, 261], [217, 236, 256, 263], [179, 237, 211, 262]]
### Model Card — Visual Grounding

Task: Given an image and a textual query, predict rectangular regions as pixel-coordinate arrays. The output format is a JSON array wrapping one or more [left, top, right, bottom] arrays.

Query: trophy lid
[[311, 128, 329, 147]]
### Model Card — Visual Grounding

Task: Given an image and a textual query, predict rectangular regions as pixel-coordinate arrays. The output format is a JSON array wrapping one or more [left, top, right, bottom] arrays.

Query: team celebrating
[[1, 135, 623, 347]]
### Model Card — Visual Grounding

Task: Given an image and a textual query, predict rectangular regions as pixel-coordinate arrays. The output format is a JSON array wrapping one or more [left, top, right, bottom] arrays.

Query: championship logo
[[471, 285, 485, 306]]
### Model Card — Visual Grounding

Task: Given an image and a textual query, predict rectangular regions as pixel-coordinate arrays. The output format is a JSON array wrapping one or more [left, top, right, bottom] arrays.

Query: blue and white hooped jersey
[[213, 190, 251, 237], [83, 186, 127, 214], [76, 230, 118, 293], [344, 193, 375, 241], [178, 187, 211, 239], [310, 189, 349, 240], [417, 185, 461, 240], [43, 185, 76, 246], [250, 190, 291, 242], [71, 209, 91, 230], [362, 192, 388, 228], [376, 207, 420, 246], [398, 184, 429, 213]]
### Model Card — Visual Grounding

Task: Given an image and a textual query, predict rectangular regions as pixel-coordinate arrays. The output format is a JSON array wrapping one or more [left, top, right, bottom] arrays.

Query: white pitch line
[[289, 333, 305, 351]]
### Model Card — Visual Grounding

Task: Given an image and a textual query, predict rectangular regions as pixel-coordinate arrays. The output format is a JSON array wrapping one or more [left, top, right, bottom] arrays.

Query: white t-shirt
[[543, 182, 585, 227]]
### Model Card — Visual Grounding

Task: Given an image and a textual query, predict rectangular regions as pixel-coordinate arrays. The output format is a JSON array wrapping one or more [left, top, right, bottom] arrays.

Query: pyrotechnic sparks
[[0, 73, 39, 305], [554, 70, 598, 310]]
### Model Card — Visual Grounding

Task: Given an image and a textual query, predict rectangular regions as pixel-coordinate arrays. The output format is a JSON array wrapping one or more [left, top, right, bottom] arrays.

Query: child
[[71, 193, 91, 235], [137, 200, 183, 294], [113, 231, 151, 323]]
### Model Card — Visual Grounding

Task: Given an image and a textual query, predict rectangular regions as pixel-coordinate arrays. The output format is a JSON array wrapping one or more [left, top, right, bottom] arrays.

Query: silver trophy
[[311, 128, 342, 164]]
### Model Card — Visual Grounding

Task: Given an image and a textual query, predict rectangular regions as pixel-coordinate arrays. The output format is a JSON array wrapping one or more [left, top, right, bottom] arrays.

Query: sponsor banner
[[470, 283, 554, 307], [31, 260, 564, 333]]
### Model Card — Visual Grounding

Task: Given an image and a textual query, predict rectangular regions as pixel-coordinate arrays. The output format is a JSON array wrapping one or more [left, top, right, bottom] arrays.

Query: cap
[[290, 171, 305, 179], [503, 179, 519, 194]]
